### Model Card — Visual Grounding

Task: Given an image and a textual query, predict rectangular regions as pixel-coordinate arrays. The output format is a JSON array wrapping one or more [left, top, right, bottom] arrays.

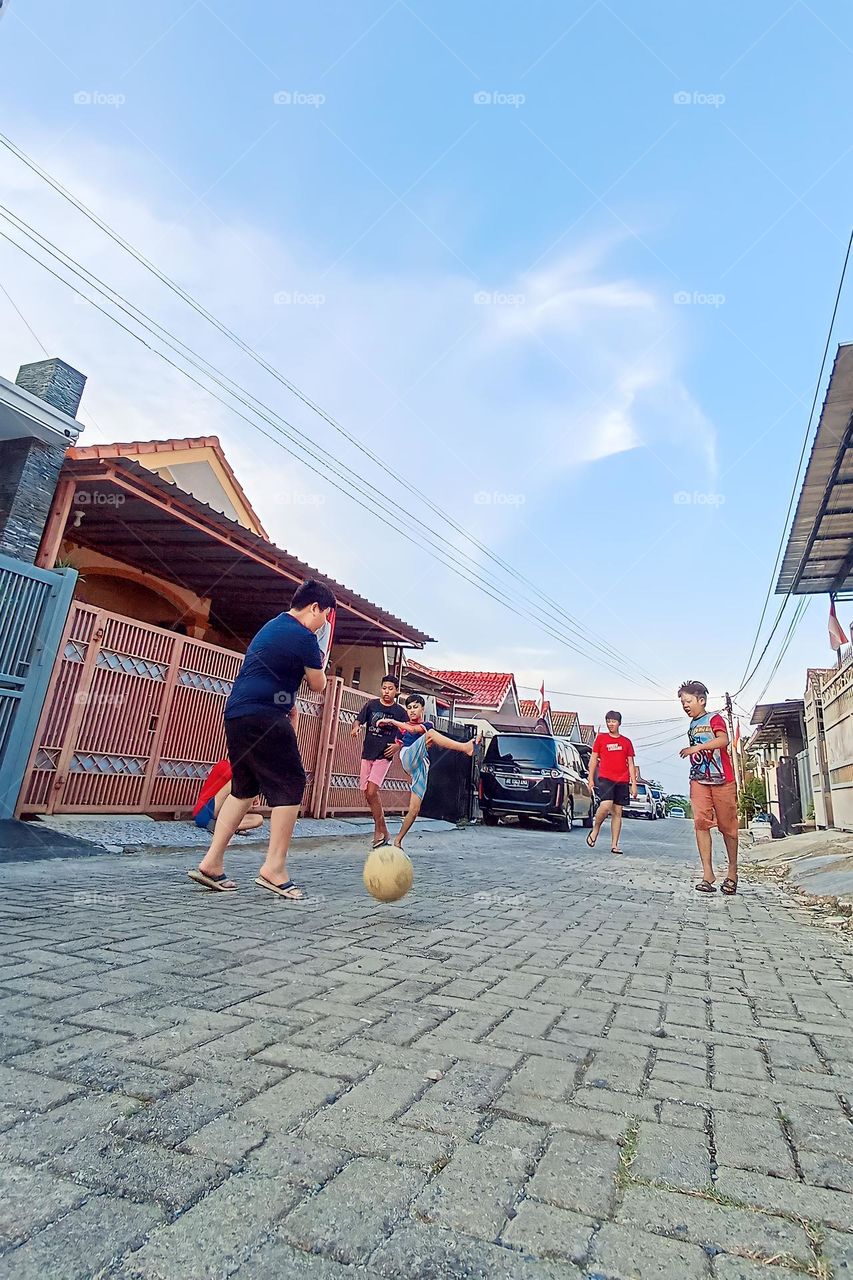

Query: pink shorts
[[360, 757, 392, 790]]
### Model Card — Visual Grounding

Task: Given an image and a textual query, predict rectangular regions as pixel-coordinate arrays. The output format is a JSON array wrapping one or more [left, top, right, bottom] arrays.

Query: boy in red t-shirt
[[192, 759, 263, 836], [586, 710, 638, 855]]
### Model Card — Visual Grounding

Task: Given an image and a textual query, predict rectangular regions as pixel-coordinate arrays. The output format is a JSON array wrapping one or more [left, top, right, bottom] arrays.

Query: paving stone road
[[1, 817, 853, 1279]]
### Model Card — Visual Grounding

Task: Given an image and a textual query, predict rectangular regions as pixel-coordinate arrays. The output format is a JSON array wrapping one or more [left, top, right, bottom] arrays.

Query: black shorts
[[224, 713, 306, 808], [597, 778, 630, 806]]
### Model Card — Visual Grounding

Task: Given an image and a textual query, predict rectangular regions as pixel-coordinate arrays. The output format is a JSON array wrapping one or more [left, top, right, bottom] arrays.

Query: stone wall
[[0, 437, 67, 563]]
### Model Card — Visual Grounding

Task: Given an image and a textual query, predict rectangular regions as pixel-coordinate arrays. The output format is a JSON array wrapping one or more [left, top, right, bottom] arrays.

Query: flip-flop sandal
[[586, 833, 597, 848], [255, 876, 305, 901], [695, 880, 717, 893], [720, 878, 738, 896], [372, 838, 390, 849], [610, 848, 624, 855], [187, 869, 237, 892]]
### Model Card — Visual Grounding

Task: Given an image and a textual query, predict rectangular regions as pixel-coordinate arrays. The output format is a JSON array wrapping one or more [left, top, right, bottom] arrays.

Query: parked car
[[650, 787, 667, 818], [625, 782, 657, 820], [479, 733, 595, 831], [669, 807, 686, 819]]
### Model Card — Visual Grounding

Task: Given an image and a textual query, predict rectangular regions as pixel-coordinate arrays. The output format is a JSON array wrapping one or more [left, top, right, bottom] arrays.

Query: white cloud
[[0, 122, 715, 685]]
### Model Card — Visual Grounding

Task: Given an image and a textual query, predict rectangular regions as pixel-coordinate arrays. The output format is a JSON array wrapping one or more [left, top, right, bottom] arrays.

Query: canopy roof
[[777, 343, 853, 597], [748, 699, 805, 748], [59, 456, 432, 648]]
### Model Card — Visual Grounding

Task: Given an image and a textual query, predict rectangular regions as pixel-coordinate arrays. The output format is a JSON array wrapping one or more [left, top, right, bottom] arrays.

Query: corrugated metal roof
[[777, 343, 853, 596]]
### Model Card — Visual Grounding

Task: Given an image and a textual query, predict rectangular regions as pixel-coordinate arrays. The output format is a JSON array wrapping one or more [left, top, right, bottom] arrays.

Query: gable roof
[[404, 660, 475, 700], [579, 723, 596, 745], [68, 436, 268, 538], [424, 668, 516, 711], [519, 698, 552, 719], [551, 710, 580, 738]]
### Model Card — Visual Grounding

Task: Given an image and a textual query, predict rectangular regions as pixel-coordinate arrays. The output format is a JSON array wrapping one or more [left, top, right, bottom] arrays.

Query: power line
[[737, 229, 853, 693], [0, 220, 667, 688], [0, 131, 666, 694], [0, 278, 48, 354]]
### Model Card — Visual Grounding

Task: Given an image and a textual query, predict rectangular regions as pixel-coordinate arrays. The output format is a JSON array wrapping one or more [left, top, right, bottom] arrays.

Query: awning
[[0, 374, 82, 447], [58, 456, 433, 648], [777, 343, 853, 596], [748, 699, 805, 748]]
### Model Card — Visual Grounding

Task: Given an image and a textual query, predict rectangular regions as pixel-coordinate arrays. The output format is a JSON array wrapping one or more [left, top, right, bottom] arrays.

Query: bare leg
[[610, 804, 624, 852], [258, 804, 301, 897], [364, 782, 389, 843], [199, 793, 253, 884], [695, 827, 714, 884], [722, 832, 739, 881], [394, 793, 422, 849], [424, 728, 475, 755], [237, 812, 264, 832], [588, 799, 612, 846]]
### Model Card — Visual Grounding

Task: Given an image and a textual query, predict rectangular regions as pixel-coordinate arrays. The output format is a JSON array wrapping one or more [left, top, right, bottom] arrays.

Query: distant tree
[[666, 794, 692, 818], [737, 777, 766, 823]]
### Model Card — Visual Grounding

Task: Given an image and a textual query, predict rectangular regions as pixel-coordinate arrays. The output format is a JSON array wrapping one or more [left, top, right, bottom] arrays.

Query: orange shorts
[[690, 780, 738, 839]]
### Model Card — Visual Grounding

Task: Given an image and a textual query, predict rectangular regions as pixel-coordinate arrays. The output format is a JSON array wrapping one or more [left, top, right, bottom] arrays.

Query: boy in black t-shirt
[[351, 674, 407, 848]]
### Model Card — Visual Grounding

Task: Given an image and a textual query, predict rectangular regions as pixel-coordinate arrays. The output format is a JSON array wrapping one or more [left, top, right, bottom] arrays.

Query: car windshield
[[636, 785, 647, 796], [487, 735, 558, 769]]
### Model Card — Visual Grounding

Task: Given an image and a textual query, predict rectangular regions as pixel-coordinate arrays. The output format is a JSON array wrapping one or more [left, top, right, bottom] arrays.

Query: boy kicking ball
[[678, 680, 739, 896], [376, 694, 476, 851]]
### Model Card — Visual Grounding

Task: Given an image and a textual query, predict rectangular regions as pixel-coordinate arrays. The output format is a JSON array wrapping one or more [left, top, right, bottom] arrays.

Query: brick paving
[[1, 820, 852, 1279]]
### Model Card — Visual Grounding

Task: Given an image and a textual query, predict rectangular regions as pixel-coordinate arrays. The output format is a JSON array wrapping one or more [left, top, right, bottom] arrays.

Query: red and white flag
[[734, 720, 741, 753], [829, 600, 848, 651], [317, 608, 336, 667], [537, 681, 545, 715]]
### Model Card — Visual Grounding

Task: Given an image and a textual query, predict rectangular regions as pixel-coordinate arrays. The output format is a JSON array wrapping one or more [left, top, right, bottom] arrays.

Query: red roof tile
[[579, 723, 596, 745], [415, 666, 516, 711]]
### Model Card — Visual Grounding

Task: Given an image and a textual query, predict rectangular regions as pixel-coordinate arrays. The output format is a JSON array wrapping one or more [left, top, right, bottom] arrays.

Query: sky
[[1, 0, 853, 791]]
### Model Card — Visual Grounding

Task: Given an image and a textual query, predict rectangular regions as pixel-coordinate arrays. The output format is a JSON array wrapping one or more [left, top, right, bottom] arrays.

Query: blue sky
[[1, 0, 853, 788]]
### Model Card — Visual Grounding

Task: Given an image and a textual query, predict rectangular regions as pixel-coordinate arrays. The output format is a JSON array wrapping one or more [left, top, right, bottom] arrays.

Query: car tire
[[552, 799, 573, 833], [482, 811, 499, 827]]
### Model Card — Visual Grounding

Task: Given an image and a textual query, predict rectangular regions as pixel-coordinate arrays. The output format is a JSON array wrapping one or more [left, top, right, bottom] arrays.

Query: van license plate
[[503, 777, 528, 787]]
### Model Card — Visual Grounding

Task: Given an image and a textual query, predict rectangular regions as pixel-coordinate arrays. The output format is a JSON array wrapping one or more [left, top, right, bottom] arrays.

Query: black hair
[[605, 710, 622, 724], [291, 578, 336, 612], [678, 680, 709, 701], [381, 674, 399, 687], [405, 694, 425, 708]]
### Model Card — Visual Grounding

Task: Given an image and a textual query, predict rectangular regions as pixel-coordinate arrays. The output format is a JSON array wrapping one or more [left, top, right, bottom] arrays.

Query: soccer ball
[[362, 846, 413, 902]]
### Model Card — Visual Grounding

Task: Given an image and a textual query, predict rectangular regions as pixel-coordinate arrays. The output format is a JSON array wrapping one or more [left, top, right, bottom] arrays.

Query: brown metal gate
[[18, 604, 323, 816], [17, 604, 407, 819]]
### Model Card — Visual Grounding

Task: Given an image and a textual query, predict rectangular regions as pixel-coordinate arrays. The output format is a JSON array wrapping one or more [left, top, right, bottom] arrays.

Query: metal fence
[[17, 602, 409, 819], [0, 553, 77, 819]]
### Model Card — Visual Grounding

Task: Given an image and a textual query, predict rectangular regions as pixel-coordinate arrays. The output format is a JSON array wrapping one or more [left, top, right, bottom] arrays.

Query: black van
[[479, 733, 595, 831]]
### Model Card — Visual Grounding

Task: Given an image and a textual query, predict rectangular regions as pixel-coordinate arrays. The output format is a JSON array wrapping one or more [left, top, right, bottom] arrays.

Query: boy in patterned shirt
[[678, 680, 739, 896]]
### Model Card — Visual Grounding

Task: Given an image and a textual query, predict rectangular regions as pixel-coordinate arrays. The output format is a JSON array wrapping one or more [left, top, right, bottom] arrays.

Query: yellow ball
[[363, 846, 414, 902]]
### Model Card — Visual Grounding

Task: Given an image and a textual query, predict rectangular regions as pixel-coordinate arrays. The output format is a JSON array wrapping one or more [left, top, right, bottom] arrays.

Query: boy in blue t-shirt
[[188, 579, 334, 900], [377, 694, 476, 850]]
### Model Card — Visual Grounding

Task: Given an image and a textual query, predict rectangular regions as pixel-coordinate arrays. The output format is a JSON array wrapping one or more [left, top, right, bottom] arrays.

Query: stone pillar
[[0, 358, 86, 564]]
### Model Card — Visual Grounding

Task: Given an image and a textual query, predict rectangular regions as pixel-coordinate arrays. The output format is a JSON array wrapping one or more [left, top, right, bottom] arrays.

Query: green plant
[[738, 776, 766, 822], [805, 802, 815, 822]]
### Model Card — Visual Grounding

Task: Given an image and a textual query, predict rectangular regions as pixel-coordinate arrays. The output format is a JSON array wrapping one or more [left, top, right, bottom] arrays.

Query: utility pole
[[724, 691, 743, 818]]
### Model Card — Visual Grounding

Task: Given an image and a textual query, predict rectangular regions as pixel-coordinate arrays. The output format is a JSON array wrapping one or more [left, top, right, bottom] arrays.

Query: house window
[[352, 667, 361, 689], [335, 666, 343, 679]]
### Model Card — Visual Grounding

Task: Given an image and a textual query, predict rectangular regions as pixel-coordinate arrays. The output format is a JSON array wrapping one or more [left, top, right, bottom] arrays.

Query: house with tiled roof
[[579, 723, 596, 746], [423, 667, 520, 716], [519, 698, 553, 732], [550, 709, 583, 744]]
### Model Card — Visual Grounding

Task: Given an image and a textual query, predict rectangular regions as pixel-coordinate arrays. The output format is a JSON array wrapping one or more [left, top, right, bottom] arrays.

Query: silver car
[[625, 782, 657, 820]]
